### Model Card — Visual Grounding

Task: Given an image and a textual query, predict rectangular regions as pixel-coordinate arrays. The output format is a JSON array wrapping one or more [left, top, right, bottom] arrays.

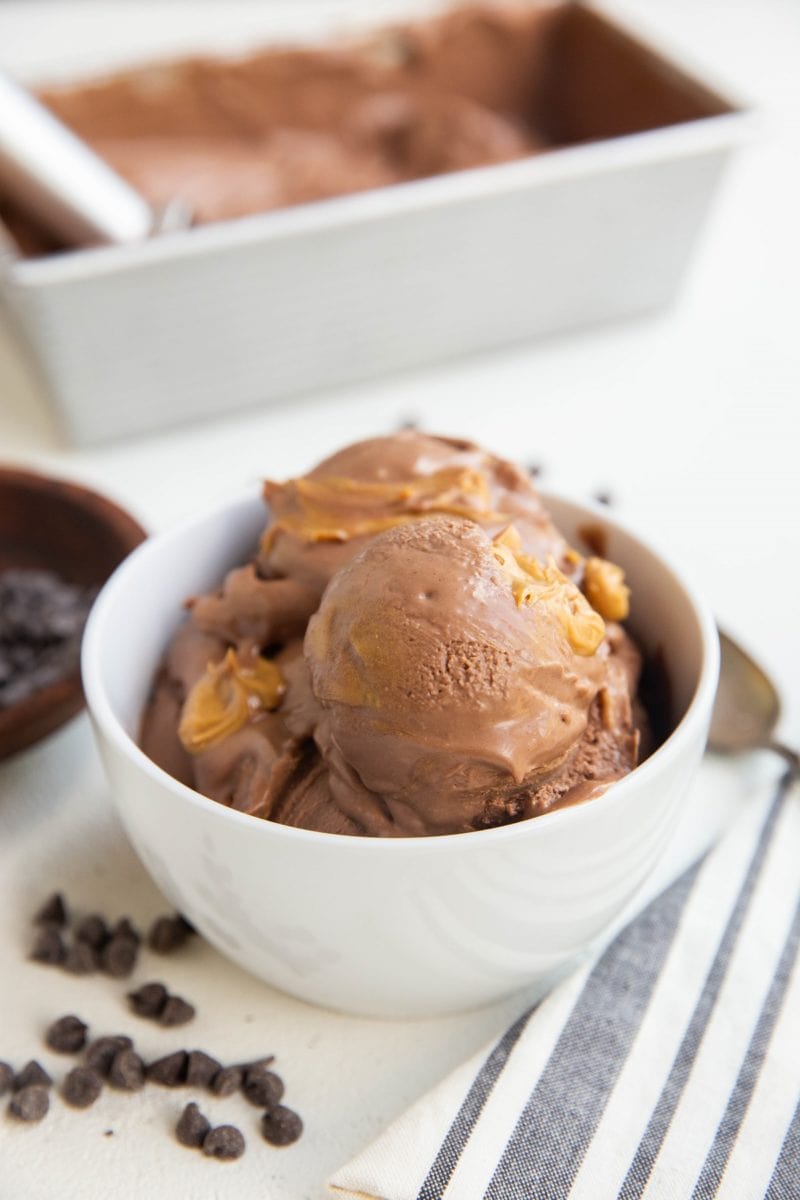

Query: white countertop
[[0, 2, 798, 1197]]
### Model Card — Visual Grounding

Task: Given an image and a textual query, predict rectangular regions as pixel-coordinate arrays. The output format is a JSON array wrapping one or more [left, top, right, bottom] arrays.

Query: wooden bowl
[[0, 467, 146, 760]]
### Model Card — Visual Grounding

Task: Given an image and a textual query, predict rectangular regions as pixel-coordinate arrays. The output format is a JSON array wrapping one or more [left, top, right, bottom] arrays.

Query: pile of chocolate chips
[[0, 568, 97, 708], [10, 893, 304, 1159], [29, 892, 194, 980]]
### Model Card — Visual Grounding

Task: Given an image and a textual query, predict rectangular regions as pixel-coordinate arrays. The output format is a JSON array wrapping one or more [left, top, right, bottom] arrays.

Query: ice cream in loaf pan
[[140, 433, 651, 836]]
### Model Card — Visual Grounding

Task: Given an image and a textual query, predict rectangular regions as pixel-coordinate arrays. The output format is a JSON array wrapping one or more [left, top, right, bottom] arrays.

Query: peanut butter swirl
[[178, 649, 285, 754], [492, 527, 606, 656], [262, 466, 506, 547]]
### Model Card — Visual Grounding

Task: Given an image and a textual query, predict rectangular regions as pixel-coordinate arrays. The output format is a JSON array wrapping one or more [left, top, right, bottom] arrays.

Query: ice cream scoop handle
[[0, 71, 155, 246]]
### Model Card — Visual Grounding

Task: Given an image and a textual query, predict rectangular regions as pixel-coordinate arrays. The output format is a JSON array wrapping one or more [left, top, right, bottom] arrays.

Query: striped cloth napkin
[[329, 770, 799, 1200]]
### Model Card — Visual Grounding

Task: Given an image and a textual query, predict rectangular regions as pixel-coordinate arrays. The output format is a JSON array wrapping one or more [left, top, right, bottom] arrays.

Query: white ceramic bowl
[[82, 493, 718, 1017]]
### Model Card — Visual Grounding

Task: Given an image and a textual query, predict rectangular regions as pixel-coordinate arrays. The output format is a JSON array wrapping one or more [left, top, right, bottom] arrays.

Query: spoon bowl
[[708, 630, 798, 773]]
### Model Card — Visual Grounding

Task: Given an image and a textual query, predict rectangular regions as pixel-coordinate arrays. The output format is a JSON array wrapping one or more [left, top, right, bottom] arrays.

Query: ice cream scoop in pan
[[0, 71, 189, 251]]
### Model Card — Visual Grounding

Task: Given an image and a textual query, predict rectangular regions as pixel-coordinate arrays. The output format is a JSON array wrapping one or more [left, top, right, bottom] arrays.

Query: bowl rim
[[82, 488, 719, 853]]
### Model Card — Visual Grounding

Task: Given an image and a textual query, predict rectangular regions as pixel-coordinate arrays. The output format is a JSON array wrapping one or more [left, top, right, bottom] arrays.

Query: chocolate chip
[[202, 1124, 245, 1160], [34, 892, 68, 928], [111, 917, 141, 946], [127, 981, 168, 1018], [14, 1060, 52, 1090], [45, 1014, 88, 1054], [108, 1048, 145, 1091], [100, 934, 138, 978], [64, 939, 98, 975], [177, 914, 196, 936], [593, 490, 613, 507], [209, 1066, 241, 1097], [62, 1066, 102, 1109], [261, 1105, 303, 1146], [146, 1051, 188, 1087], [74, 914, 110, 950], [242, 1065, 284, 1109], [175, 1101, 211, 1148], [30, 926, 65, 965], [147, 914, 192, 954], [159, 995, 195, 1027], [0, 1061, 14, 1096], [527, 462, 544, 478], [9, 1085, 49, 1122], [85, 1036, 133, 1077], [185, 1051, 222, 1089]]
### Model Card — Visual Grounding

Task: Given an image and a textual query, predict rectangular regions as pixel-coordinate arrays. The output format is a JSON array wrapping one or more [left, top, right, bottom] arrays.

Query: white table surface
[[0, 2, 798, 1197]]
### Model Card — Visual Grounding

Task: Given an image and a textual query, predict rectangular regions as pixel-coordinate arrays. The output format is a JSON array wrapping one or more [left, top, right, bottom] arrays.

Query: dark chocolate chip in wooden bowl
[[175, 1102, 211, 1148], [202, 1124, 245, 1160], [146, 1051, 188, 1087], [64, 940, 98, 975], [62, 1066, 103, 1109], [110, 917, 141, 946], [127, 981, 168, 1019], [30, 927, 66, 966], [185, 1051, 221, 1089], [8, 1085, 49, 1122], [261, 1105, 303, 1147], [45, 1014, 88, 1053], [33, 893, 68, 928], [14, 1060, 52, 1090], [85, 1036, 133, 1077], [108, 1049, 145, 1091]]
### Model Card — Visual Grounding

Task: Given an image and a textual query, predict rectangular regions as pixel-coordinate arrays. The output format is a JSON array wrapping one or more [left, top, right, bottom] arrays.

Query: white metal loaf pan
[[0, 2, 750, 445]]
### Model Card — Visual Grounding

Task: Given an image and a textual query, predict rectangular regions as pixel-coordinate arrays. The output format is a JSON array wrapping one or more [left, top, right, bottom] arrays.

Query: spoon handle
[[0, 71, 155, 248]]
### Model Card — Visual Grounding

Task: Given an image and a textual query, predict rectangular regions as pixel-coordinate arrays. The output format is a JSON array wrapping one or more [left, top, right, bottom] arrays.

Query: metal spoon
[[708, 630, 799, 774]]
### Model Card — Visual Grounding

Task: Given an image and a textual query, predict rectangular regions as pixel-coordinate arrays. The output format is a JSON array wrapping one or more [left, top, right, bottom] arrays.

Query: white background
[[0, 2, 798, 1197]]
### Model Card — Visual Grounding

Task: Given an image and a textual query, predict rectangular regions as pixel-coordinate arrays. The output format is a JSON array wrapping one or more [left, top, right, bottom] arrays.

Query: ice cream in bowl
[[82, 433, 718, 1016]]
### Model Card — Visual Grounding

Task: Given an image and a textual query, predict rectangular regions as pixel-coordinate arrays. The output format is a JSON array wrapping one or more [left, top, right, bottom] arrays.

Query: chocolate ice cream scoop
[[259, 430, 573, 593], [297, 517, 612, 834]]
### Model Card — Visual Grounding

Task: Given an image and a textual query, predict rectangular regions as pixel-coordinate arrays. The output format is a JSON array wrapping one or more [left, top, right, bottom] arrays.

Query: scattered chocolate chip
[[45, 1014, 88, 1054], [146, 1051, 188, 1087], [64, 940, 98, 975], [147, 914, 192, 954], [62, 1066, 103, 1109], [111, 917, 141, 946], [74, 914, 110, 950], [14, 1060, 52, 1090], [100, 934, 138, 978], [0, 1061, 14, 1096], [177, 914, 196, 936], [104, 1129, 114, 1137], [176, 1101, 211, 1148], [108, 1048, 145, 1091], [34, 893, 68, 928], [527, 462, 544, 478], [185, 1051, 222, 1089], [242, 1065, 284, 1109], [202, 1124, 245, 1160], [127, 981, 168, 1018], [9, 1085, 49, 1122], [261, 1104, 303, 1147], [30, 926, 66, 966], [85, 1036, 133, 1077], [209, 1066, 241, 1097], [159, 995, 195, 1027], [593, 490, 613, 507]]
